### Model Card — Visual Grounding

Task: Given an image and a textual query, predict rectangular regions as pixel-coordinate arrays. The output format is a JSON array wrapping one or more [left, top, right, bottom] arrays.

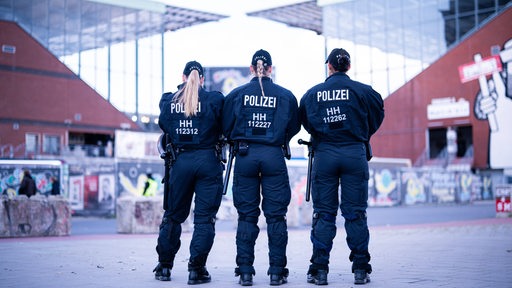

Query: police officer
[[142, 173, 157, 197], [154, 60, 224, 285], [299, 48, 384, 285], [223, 49, 300, 286]]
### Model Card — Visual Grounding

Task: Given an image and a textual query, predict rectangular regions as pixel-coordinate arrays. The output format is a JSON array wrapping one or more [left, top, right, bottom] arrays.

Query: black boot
[[269, 268, 289, 286], [351, 254, 372, 285], [354, 269, 370, 285], [307, 269, 328, 285], [239, 273, 253, 286], [188, 267, 211, 285], [153, 263, 171, 281], [270, 273, 287, 286]]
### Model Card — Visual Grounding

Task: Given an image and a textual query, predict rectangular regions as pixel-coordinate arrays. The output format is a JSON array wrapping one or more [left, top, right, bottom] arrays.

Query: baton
[[298, 138, 313, 202], [159, 134, 173, 210], [222, 143, 235, 195]]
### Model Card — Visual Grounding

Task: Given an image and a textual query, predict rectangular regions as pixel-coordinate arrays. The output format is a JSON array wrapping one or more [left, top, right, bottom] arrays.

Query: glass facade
[[321, 0, 510, 98], [0, 0, 225, 129], [0, 0, 165, 119], [1, 0, 509, 120]]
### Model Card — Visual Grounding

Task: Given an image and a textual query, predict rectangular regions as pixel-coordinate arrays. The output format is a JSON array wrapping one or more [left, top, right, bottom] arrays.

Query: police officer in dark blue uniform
[[154, 60, 225, 285], [223, 49, 300, 286], [299, 48, 384, 285]]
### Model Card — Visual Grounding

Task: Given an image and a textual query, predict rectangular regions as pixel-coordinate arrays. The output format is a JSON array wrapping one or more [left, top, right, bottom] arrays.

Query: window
[[43, 134, 61, 155], [428, 126, 473, 159], [25, 133, 39, 154], [428, 128, 447, 159], [455, 126, 473, 158]]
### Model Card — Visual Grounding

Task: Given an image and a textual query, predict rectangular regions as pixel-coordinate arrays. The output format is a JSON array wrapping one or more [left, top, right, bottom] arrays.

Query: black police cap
[[251, 49, 272, 66], [325, 48, 351, 70], [183, 60, 203, 77]]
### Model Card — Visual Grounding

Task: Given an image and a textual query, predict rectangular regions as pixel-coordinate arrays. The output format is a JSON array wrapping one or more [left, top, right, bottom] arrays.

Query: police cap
[[183, 60, 203, 77], [325, 48, 351, 71], [251, 49, 272, 66]]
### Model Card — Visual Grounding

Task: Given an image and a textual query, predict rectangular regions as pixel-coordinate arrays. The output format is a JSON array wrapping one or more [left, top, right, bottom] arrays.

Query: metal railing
[[0, 144, 114, 159]]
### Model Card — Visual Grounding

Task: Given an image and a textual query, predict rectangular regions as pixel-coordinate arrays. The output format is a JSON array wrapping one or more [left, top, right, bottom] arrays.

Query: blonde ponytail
[[257, 59, 266, 96], [176, 69, 200, 118]]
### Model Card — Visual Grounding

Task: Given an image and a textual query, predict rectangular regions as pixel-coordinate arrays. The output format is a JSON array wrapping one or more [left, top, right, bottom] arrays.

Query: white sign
[[427, 98, 470, 120], [115, 130, 161, 159]]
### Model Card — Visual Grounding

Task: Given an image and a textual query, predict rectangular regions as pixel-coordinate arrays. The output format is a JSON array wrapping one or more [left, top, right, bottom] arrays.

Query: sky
[[148, 0, 336, 144], [156, 0, 328, 98]]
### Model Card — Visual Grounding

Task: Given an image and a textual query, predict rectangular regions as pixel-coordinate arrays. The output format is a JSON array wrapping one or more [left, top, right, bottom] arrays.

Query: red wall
[[372, 7, 512, 169], [0, 21, 140, 153]]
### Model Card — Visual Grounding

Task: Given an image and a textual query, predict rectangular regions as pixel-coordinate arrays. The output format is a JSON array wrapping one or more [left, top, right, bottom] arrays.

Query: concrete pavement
[[1, 216, 511, 288]]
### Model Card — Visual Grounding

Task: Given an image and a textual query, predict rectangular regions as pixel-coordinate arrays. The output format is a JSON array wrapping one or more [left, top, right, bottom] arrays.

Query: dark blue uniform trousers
[[309, 142, 372, 273], [232, 144, 291, 276], [156, 149, 223, 270]]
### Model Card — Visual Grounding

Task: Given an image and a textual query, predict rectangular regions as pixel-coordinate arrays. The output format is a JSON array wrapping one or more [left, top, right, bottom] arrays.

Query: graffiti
[[473, 38, 512, 169], [401, 170, 427, 205], [482, 175, 493, 199], [371, 168, 399, 206], [430, 171, 457, 203], [0, 167, 59, 197], [208, 67, 253, 95], [458, 173, 473, 203], [117, 162, 164, 197]]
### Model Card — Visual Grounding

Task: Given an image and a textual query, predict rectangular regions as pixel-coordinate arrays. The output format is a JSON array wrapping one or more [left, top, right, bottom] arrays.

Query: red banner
[[458, 55, 502, 83]]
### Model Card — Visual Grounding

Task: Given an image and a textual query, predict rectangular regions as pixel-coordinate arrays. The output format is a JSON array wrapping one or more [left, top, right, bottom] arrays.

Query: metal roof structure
[[246, 0, 511, 64], [163, 5, 229, 32], [246, 0, 322, 35], [0, 0, 228, 57]]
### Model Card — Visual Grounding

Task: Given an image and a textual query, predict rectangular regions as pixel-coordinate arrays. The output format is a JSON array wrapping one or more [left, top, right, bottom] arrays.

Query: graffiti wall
[[286, 159, 498, 208], [0, 160, 63, 197], [1, 157, 503, 217], [369, 159, 409, 206], [117, 161, 164, 198], [66, 161, 116, 215], [399, 168, 497, 205]]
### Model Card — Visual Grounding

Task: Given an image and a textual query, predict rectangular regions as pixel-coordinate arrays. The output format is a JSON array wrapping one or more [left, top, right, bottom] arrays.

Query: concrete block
[[116, 196, 192, 234], [0, 195, 71, 237]]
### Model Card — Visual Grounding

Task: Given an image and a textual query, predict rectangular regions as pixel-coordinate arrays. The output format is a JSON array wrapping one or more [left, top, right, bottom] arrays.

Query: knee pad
[[312, 212, 336, 225], [194, 216, 216, 225], [343, 211, 367, 222], [266, 215, 286, 224], [238, 214, 259, 224]]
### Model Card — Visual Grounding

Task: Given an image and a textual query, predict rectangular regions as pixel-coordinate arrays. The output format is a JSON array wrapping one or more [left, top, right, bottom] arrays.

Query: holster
[[365, 142, 372, 161], [215, 141, 228, 163], [282, 141, 291, 160]]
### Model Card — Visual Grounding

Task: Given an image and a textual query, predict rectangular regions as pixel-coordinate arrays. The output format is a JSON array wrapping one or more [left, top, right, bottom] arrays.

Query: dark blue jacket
[[299, 72, 384, 144], [223, 77, 300, 146], [159, 86, 224, 149]]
